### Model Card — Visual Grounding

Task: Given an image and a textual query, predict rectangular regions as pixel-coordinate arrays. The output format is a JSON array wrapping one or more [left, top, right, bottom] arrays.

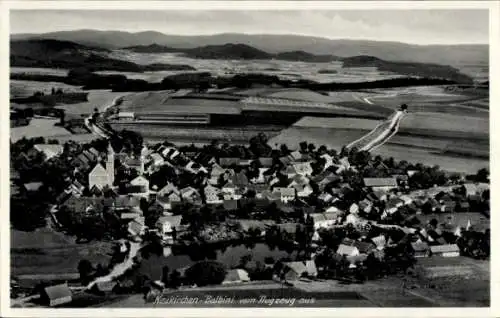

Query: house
[[385, 197, 405, 214], [204, 184, 222, 204], [411, 242, 430, 258], [180, 187, 199, 200], [128, 217, 146, 238], [291, 183, 314, 198], [157, 183, 179, 197], [336, 244, 360, 256], [185, 161, 208, 174], [156, 215, 183, 238], [210, 163, 226, 178], [293, 162, 313, 176], [281, 260, 317, 281], [34, 144, 63, 161], [318, 192, 334, 203], [88, 164, 109, 190], [258, 157, 273, 167], [91, 281, 118, 294], [341, 238, 376, 254], [284, 166, 297, 178], [363, 178, 398, 192], [232, 171, 249, 188], [223, 269, 250, 284], [23, 182, 43, 192], [430, 244, 460, 257], [222, 181, 237, 194], [272, 187, 295, 203], [371, 235, 387, 250], [149, 153, 165, 167], [40, 283, 72, 307], [223, 199, 239, 211], [88, 147, 100, 159], [358, 199, 373, 213], [124, 157, 144, 175], [219, 157, 240, 167], [309, 212, 339, 229], [289, 150, 304, 162]]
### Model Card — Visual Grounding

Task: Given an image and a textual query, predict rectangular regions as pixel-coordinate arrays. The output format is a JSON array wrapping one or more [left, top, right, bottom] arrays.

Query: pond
[[138, 243, 297, 280]]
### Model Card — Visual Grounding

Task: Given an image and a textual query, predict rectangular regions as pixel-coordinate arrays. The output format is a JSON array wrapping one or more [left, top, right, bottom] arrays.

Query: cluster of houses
[[34, 138, 485, 244]]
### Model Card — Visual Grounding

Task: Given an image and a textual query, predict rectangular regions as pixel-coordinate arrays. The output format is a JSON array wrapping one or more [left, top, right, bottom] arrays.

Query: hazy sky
[[10, 9, 489, 45]]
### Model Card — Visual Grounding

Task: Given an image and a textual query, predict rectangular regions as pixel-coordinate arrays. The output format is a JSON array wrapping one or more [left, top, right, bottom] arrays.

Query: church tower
[[107, 143, 115, 186]]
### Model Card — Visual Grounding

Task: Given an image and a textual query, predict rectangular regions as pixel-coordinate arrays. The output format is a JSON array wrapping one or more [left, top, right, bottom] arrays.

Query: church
[[88, 144, 115, 190]]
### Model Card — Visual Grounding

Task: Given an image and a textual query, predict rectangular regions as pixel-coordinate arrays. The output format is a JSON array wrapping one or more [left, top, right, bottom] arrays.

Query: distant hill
[[11, 30, 488, 66], [183, 43, 272, 60], [342, 55, 473, 83], [274, 51, 340, 63], [10, 39, 195, 73], [125, 44, 341, 63]]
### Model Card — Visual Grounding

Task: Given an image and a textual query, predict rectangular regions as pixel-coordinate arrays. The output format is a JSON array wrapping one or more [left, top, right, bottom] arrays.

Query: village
[[10, 131, 490, 307]]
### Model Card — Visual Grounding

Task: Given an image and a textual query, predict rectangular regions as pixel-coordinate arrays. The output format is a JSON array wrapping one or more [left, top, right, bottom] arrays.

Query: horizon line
[[9, 29, 489, 46]]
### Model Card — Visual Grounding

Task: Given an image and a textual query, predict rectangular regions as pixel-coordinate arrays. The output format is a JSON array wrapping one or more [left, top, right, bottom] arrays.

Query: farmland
[[11, 228, 113, 277], [10, 118, 73, 142]]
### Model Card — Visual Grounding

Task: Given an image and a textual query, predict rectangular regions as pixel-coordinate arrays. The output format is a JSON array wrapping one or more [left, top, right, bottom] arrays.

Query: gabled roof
[[364, 178, 398, 187], [88, 147, 100, 158], [430, 244, 460, 254], [273, 187, 295, 197], [157, 215, 183, 228], [224, 269, 250, 282], [23, 182, 43, 191], [43, 283, 72, 301], [219, 157, 240, 167], [232, 172, 249, 186], [223, 199, 239, 211], [89, 163, 108, 177], [337, 244, 358, 255], [258, 157, 273, 167], [130, 175, 149, 186]]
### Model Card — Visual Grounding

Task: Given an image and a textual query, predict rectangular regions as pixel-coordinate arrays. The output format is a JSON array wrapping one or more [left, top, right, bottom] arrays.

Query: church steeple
[[107, 143, 115, 186]]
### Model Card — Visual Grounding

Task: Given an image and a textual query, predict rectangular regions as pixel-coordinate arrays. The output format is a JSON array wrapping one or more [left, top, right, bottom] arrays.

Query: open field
[[56, 90, 127, 118], [372, 143, 488, 173], [11, 228, 113, 277], [294, 116, 378, 130], [269, 127, 368, 150], [110, 123, 283, 145], [11, 67, 69, 77], [11, 80, 81, 98], [10, 118, 73, 142], [399, 112, 489, 139]]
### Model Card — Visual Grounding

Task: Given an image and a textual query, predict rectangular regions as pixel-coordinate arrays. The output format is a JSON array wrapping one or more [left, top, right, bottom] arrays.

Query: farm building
[[223, 269, 250, 284], [363, 178, 398, 192], [40, 283, 72, 307], [430, 244, 460, 257]]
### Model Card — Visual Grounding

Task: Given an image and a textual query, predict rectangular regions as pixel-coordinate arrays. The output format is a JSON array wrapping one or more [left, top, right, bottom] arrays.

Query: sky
[[10, 9, 489, 45]]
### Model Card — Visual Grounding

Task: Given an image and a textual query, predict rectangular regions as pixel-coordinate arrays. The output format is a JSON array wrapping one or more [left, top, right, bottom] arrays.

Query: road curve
[[347, 110, 406, 152]]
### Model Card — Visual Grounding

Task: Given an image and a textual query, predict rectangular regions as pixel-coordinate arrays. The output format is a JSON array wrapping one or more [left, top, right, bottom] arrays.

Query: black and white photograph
[[2, 1, 497, 315]]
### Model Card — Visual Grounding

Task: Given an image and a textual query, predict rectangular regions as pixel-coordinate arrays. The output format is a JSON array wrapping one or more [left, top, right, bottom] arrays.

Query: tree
[[476, 168, 489, 183], [161, 265, 170, 286], [299, 141, 308, 153], [77, 259, 94, 285], [169, 270, 181, 289], [185, 261, 227, 287]]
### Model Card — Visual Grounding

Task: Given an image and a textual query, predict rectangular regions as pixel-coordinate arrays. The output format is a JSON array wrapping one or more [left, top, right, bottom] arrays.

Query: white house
[[430, 244, 460, 257], [204, 184, 222, 204], [293, 162, 313, 176], [336, 244, 360, 256], [273, 187, 295, 203], [34, 144, 64, 161], [363, 178, 398, 192], [156, 215, 183, 240]]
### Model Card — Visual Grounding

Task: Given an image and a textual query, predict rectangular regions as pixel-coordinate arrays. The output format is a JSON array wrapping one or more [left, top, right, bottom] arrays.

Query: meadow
[[11, 228, 113, 276]]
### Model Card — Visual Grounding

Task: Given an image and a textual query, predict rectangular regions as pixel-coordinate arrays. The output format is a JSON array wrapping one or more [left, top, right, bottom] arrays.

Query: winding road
[[348, 91, 407, 152]]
